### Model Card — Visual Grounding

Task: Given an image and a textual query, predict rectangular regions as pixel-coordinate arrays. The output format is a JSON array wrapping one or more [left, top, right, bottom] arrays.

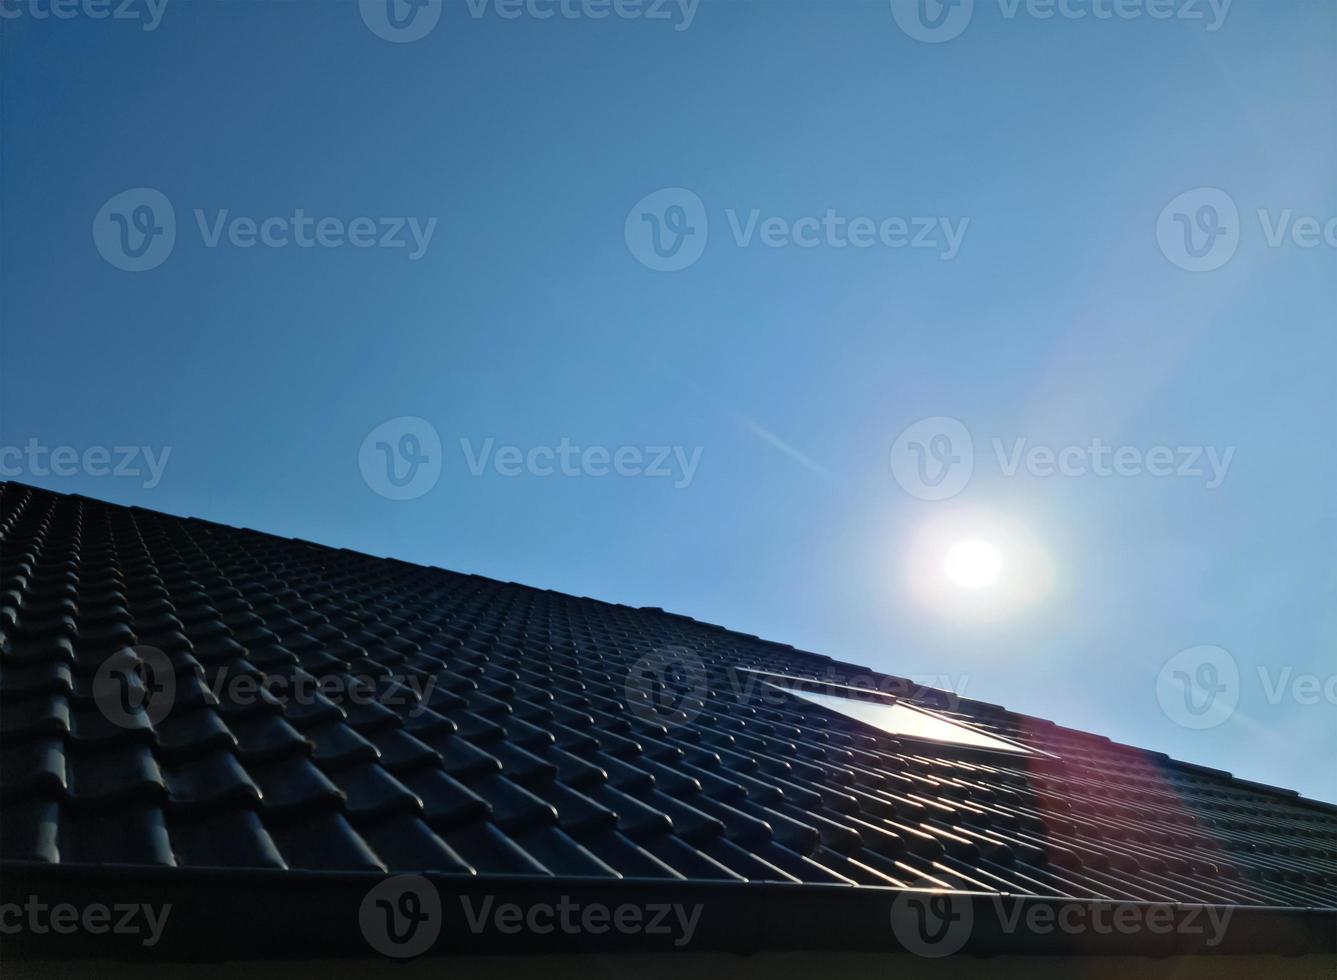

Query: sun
[[902, 508, 1054, 622], [943, 539, 1004, 590]]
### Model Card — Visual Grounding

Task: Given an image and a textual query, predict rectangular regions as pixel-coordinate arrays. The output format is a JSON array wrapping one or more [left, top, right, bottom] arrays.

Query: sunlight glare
[[904, 509, 1054, 623], [943, 539, 1004, 590]]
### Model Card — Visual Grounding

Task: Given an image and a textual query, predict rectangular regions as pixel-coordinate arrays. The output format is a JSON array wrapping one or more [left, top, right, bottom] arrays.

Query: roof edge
[[4, 862, 1335, 960]]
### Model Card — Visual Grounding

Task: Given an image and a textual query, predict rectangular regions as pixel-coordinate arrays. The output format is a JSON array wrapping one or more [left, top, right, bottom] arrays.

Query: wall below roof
[[6, 953, 1336, 979]]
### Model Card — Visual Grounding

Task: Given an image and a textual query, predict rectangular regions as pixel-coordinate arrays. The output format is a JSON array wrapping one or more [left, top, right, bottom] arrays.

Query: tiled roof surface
[[2, 481, 1335, 911]]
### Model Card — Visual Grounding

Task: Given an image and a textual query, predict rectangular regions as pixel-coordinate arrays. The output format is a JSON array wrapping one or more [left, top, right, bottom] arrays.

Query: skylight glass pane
[[778, 686, 1031, 754]]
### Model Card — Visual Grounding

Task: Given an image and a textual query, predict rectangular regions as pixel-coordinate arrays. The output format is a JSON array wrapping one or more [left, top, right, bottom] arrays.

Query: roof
[[1, 481, 1334, 960]]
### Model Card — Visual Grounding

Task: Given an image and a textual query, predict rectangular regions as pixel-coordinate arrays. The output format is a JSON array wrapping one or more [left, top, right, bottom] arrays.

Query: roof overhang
[[4, 862, 1334, 960]]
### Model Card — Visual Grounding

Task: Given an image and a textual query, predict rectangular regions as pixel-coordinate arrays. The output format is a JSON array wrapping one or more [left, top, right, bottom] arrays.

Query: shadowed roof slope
[[1, 481, 1333, 959]]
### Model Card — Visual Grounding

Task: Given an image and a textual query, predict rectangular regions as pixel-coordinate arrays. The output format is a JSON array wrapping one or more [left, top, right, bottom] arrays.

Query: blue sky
[[2, 0, 1334, 803]]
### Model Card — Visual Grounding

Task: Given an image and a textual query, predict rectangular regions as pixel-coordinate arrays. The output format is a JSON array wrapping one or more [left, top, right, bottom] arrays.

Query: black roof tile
[[166, 808, 285, 869], [1, 481, 1334, 960]]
